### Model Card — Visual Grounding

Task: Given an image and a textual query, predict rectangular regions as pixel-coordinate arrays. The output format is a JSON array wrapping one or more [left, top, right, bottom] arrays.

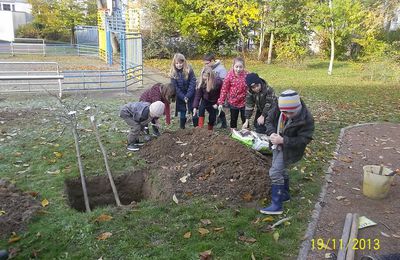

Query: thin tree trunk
[[72, 124, 91, 212], [90, 116, 122, 207], [267, 30, 274, 64], [258, 12, 266, 60], [328, 0, 334, 75]]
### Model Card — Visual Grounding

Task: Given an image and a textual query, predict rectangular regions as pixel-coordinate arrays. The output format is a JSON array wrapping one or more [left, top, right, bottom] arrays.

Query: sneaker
[[127, 144, 140, 151]]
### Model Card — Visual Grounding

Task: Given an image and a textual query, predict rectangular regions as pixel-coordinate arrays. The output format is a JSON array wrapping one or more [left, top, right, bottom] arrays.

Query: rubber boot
[[152, 125, 160, 137], [207, 124, 213, 130], [260, 184, 284, 215], [179, 117, 186, 129], [220, 113, 227, 129], [198, 117, 205, 128], [282, 179, 290, 202], [192, 116, 199, 127]]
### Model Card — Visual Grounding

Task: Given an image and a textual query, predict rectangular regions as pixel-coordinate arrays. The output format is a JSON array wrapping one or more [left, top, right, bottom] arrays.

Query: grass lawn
[[1, 58, 399, 259]]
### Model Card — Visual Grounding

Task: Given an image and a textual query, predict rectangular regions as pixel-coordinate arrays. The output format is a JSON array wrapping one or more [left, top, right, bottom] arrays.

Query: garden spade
[[186, 100, 192, 124]]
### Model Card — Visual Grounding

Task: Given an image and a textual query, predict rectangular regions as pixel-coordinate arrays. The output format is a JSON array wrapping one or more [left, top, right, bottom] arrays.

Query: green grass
[[1, 58, 400, 259]]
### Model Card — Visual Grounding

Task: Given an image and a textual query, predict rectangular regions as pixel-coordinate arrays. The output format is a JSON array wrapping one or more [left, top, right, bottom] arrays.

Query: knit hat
[[278, 90, 302, 112], [245, 73, 262, 87], [149, 101, 165, 117]]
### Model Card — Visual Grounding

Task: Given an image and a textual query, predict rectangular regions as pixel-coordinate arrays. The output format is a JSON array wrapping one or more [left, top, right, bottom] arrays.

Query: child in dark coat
[[120, 101, 165, 151], [140, 82, 175, 135], [203, 53, 227, 128], [169, 53, 197, 129], [260, 90, 314, 214], [242, 73, 277, 133], [192, 67, 223, 130]]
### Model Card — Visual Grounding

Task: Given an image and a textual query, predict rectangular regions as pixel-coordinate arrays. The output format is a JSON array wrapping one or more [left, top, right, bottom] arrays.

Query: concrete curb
[[296, 123, 380, 260]]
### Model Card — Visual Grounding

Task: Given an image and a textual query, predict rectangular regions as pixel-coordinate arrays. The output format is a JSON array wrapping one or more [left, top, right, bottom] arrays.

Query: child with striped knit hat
[[260, 90, 315, 215]]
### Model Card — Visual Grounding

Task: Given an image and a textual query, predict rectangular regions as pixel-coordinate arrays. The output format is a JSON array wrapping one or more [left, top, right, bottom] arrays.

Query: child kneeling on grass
[[120, 101, 165, 151], [260, 90, 314, 215]]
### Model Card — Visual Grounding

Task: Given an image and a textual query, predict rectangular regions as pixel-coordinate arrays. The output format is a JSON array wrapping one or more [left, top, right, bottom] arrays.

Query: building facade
[[0, 0, 32, 41]]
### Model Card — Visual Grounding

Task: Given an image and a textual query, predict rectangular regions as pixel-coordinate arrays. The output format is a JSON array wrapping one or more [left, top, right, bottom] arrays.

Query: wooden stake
[[72, 126, 91, 212], [345, 213, 359, 260], [90, 116, 122, 207], [337, 213, 353, 260]]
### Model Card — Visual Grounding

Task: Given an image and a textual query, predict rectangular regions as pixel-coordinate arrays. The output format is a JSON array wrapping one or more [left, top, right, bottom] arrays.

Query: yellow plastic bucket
[[363, 165, 395, 199]]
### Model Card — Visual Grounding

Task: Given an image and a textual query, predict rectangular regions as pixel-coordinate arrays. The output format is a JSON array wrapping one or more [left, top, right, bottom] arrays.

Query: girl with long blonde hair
[[169, 53, 197, 129]]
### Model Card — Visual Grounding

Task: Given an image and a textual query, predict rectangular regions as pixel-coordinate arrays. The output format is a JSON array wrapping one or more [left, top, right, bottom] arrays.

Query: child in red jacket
[[217, 57, 248, 129]]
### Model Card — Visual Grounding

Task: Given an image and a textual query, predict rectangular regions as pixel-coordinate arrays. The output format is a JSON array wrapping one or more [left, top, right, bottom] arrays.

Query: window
[[3, 4, 11, 11]]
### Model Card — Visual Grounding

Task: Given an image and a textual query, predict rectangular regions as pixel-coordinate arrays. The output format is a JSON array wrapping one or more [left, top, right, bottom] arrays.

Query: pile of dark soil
[[0, 179, 41, 238], [139, 128, 272, 204]]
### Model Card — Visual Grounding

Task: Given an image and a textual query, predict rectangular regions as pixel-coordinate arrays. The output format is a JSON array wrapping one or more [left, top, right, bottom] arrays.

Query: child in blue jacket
[[169, 53, 197, 129]]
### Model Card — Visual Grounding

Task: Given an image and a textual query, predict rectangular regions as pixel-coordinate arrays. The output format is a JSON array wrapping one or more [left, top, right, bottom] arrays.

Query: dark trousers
[[199, 100, 217, 126], [254, 110, 267, 133], [230, 107, 245, 129]]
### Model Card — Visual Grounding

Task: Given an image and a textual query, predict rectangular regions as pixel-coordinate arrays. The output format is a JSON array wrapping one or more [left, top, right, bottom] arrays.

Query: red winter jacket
[[217, 69, 248, 108], [139, 83, 171, 124]]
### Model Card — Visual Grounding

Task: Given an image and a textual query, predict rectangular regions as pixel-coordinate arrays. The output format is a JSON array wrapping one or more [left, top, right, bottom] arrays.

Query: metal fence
[[0, 41, 98, 57], [0, 62, 63, 97]]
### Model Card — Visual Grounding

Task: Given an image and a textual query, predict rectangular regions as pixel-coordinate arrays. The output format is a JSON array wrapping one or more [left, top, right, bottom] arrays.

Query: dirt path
[[305, 123, 400, 259]]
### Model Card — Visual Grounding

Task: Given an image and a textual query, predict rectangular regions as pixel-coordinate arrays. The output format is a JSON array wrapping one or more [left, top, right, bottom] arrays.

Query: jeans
[[269, 148, 288, 185]]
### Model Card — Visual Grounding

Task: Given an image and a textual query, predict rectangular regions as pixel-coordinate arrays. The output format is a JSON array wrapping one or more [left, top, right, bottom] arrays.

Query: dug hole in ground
[[64, 128, 272, 211]]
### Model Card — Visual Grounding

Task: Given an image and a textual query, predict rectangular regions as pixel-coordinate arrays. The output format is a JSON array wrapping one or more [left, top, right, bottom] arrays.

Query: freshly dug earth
[[64, 171, 145, 212], [0, 179, 41, 239], [308, 123, 400, 259], [139, 128, 272, 204]]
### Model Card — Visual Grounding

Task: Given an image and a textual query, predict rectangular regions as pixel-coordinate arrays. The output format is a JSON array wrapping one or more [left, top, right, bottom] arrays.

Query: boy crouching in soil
[[260, 90, 314, 215], [120, 101, 165, 151]]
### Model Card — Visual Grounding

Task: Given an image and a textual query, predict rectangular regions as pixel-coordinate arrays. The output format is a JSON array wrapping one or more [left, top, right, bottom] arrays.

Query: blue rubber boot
[[282, 179, 290, 203], [260, 184, 284, 215]]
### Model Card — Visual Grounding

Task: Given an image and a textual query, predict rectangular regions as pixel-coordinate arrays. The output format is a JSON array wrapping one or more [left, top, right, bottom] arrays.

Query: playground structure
[[0, 0, 143, 95]]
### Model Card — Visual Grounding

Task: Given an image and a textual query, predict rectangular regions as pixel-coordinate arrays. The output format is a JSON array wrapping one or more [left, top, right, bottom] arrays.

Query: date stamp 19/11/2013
[[311, 238, 380, 251]]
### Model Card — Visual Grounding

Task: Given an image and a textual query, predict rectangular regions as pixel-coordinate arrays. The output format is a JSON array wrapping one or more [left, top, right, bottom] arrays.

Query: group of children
[[119, 53, 315, 215]]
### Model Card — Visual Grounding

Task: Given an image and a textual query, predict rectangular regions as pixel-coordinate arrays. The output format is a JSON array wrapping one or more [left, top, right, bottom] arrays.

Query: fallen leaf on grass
[[14, 152, 22, 157], [336, 196, 346, 201], [199, 250, 212, 260], [200, 219, 212, 225], [46, 169, 60, 175], [95, 214, 113, 223], [251, 252, 256, 260], [238, 236, 257, 243], [172, 194, 179, 204], [41, 199, 49, 207], [28, 191, 39, 197], [338, 156, 353, 163], [213, 227, 224, 232], [262, 216, 274, 222], [198, 228, 210, 236], [97, 232, 112, 240], [183, 231, 191, 238], [242, 192, 253, 202], [8, 233, 21, 244], [53, 152, 63, 159], [179, 175, 188, 183], [273, 231, 280, 242]]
